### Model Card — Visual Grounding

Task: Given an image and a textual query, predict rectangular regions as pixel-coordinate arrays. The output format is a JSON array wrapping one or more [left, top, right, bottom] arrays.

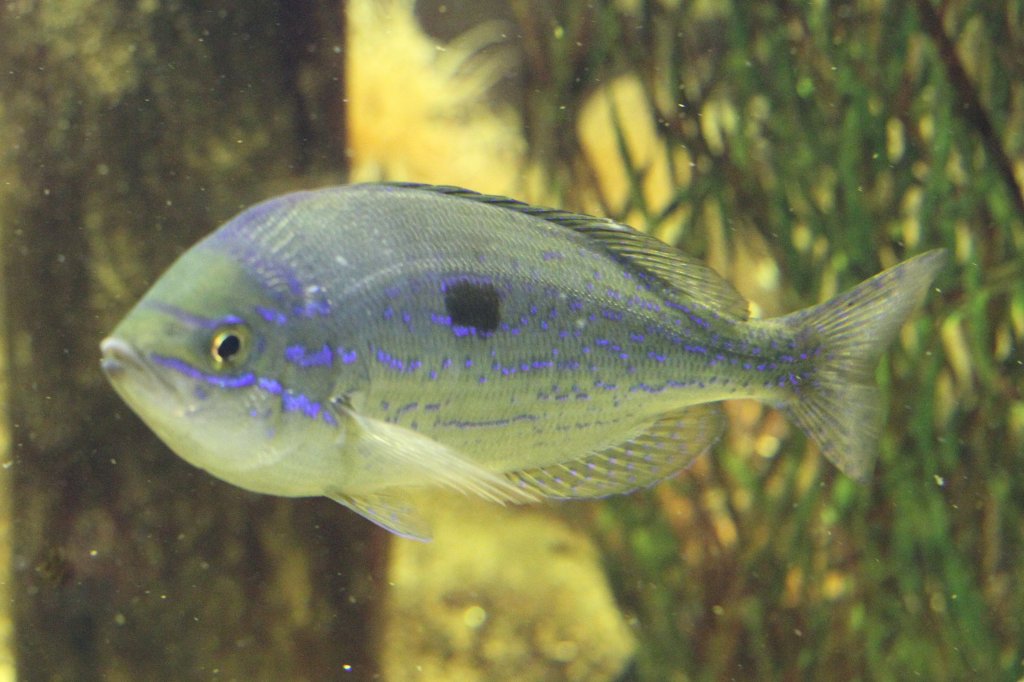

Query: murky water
[[1, 1, 1021, 679]]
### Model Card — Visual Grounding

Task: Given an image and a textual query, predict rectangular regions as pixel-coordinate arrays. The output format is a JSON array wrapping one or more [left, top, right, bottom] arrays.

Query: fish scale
[[100, 182, 946, 540], [363, 263, 739, 471], [343, 196, 783, 470]]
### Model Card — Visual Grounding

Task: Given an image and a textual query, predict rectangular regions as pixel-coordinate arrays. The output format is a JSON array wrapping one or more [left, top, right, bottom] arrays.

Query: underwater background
[[0, 0, 1021, 679]]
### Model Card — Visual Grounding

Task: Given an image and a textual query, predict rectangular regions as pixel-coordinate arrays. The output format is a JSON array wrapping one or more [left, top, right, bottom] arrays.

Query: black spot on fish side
[[444, 280, 500, 334]]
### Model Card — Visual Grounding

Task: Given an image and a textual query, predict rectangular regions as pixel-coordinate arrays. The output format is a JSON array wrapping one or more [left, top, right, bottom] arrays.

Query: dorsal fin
[[503, 402, 725, 499], [382, 182, 750, 320]]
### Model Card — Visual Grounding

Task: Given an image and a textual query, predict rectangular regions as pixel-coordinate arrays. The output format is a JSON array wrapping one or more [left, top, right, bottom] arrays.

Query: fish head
[[100, 241, 302, 486]]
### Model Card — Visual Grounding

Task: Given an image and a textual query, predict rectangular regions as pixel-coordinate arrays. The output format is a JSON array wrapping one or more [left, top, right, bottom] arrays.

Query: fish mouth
[[100, 337, 146, 378], [100, 336, 178, 397]]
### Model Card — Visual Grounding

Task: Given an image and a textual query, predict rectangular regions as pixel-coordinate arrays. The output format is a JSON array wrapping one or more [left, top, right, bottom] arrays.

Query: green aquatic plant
[[514, 0, 1023, 679]]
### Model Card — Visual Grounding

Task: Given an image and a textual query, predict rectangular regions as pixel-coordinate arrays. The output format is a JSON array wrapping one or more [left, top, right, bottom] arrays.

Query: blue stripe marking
[[439, 414, 538, 429], [601, 309, 624, 321], [396, 401, 419, 416], [283, 392, 321, 419], [258, 377, 283, 394], [151, 355, 255, 388], [284, 344, 333, 368], [148, 303, 246, 330], [374, 348, 423, 373], [254, 306, 287, 325], [151, 355, 339, 427]]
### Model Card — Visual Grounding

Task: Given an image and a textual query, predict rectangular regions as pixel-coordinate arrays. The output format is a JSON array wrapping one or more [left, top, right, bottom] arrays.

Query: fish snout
[[100, 337, 144, 377]]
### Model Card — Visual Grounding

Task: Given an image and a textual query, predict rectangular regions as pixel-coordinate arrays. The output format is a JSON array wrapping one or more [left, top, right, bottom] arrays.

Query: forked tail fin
[[782, 249, 947, 482]]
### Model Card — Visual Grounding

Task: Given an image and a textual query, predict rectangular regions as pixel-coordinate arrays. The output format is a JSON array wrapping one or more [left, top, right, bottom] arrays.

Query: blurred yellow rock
[[383, 493, 636, 681], [346, 0, 524, 195]]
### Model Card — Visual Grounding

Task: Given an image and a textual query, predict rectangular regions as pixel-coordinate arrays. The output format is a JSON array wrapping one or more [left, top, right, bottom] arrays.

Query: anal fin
[[505, 402, 725, 499]]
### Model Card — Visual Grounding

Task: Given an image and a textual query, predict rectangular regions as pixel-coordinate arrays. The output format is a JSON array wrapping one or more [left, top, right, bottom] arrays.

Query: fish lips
[[100, 336, 178, 401], [100, 336, 154, 385], [100, 336, 142, 376]]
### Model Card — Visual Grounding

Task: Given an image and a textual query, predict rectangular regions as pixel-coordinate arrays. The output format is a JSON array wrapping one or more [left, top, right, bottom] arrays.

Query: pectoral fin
[[326, 489, 432, 541], [324, 397, 538, 539], [338, 404, 538, 504]]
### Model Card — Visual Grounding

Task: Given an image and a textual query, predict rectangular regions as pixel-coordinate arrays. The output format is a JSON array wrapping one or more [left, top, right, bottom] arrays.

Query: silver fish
[[100, 183, 946, 539]]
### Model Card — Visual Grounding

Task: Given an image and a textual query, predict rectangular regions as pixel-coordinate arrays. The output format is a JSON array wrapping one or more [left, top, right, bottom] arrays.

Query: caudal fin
[[783, 249, 947, 482]]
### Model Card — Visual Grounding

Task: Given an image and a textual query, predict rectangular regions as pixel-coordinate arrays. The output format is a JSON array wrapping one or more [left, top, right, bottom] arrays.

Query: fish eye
[[210, 325, 250, 367]]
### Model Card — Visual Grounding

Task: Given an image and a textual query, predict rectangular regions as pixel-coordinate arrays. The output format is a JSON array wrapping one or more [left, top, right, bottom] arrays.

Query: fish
[[100, 183, 946, 540]]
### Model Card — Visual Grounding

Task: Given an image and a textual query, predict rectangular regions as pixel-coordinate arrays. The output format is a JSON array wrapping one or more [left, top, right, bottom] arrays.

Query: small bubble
[[462, 605, 487, 629]]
